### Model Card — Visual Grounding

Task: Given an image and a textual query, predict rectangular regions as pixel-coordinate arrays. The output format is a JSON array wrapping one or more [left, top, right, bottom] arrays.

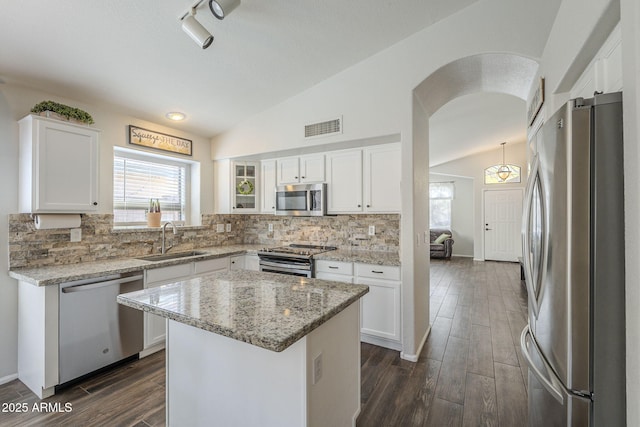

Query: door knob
[[485, 228, 492, 231]]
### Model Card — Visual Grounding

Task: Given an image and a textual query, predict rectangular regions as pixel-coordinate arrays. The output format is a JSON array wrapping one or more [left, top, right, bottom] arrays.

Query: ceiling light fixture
[[166, 112, 186, 121], [496, 142, 512, 181], [208, 0, 241, 20], [181, 9, 214, 49]]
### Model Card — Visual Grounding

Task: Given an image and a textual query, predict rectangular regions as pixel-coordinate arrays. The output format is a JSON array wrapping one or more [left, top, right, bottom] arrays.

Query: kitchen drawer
[[355, 263, 400, 281], [194, 257, 229, 274], [146, 263, 193, 285], [315, 260, 353, 275], [315, 271, 354, 284]]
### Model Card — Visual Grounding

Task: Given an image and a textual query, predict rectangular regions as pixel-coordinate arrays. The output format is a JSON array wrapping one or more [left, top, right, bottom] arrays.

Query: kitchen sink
[[136, 251, 208, 262]]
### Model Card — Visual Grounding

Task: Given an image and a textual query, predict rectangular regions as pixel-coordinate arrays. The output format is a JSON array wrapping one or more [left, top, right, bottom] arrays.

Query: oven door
[[259, 258, 313, 277]]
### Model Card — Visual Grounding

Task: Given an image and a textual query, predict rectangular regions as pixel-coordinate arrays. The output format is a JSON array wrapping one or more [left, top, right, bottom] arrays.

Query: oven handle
[[260, 265, 312, 276], [259, 260, 312, 271], [61, 274, 143, 293]]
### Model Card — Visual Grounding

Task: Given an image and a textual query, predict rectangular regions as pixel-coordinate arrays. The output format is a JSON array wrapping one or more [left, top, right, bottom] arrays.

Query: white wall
[[0, 83, 214, 381], [621, 0, 640, 425], [0, 88, 19, 383], [430, 143, 527, 260], [429, 174, 474, 257]]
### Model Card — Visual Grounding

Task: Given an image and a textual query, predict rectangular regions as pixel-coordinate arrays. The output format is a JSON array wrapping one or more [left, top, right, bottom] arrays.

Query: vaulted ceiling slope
[[0, 0, 478, 137]]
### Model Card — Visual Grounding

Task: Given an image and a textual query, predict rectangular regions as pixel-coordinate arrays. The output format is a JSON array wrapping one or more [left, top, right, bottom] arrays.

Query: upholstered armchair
[[430, 228, 454, 259]]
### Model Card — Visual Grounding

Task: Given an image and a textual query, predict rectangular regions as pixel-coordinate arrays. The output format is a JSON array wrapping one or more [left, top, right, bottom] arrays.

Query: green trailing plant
[[30, 100, 95, 125]]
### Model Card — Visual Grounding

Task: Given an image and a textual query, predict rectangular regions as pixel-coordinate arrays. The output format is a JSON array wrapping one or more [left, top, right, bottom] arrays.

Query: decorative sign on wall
[[527, 77, 545, 126], [128, 125, 192, 156]]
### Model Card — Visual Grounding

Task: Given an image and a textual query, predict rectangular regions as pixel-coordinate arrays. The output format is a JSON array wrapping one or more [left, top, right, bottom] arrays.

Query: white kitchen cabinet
[[325, 143, 401, 214], [315, 260, 354, 283], [142, 258, 231, 356], [277, 154, 325, 185], [244, 254, 260, 271], [194, 257, 230, 274], [229, 255, 245, 270], [19, 115, 100, 213], [325, 149, 363, 213], [355, 263, 401, 350], [232, 161, 258, 213], [260, 159, 277, 213], [363, 143, 401, 213], [143, 264, 193, 355]]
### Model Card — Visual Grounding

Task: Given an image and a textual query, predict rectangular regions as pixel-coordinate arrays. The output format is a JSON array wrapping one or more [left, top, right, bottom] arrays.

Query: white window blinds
[[114, 152, 187, 225], [429, 182, 454, 228]]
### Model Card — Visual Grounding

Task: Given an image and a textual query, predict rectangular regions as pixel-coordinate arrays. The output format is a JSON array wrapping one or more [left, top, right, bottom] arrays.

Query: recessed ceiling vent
[[304, 116, 342, 139]]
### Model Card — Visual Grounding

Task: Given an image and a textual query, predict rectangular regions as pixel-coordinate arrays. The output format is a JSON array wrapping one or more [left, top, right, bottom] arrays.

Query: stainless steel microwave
[[275, 183, 326, 216]]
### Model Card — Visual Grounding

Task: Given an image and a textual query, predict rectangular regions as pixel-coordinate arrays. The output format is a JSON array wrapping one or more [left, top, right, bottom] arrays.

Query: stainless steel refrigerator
[[520, 92, 626, 427]]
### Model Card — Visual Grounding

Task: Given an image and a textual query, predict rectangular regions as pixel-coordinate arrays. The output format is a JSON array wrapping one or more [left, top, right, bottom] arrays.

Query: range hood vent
[[304, 116, 342, 139]]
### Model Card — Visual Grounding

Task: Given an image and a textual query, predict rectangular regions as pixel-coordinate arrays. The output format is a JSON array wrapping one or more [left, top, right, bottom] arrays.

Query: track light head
[[181, 13, 213, 49], [209, 0, 240, 20]]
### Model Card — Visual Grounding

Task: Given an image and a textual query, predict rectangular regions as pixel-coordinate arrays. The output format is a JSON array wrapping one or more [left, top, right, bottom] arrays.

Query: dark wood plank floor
[[357, 257, 529, 427], [0, 257, 528, 427]]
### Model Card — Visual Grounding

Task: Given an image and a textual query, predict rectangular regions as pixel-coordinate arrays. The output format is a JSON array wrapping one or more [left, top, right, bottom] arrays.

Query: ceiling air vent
[[304, 116, 342, 139]]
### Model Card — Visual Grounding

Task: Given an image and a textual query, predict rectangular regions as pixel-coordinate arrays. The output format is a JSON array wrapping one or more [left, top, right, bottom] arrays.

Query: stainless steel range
[[257, 244, 337, 277]]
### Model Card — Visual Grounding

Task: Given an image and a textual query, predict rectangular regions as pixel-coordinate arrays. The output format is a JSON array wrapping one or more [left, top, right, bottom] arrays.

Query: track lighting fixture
[[179, 0, 240, 49], [209, 0, 241, 20], [181, 10, 213, 49]]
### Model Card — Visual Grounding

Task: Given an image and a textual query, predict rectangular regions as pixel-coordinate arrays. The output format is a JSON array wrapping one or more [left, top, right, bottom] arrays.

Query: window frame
[[113, 147, 191, 227], [429, 182, 455, 229]]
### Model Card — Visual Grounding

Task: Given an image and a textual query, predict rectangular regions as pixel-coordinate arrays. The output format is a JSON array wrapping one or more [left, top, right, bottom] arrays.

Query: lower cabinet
[[142, 257, 230, 356], [316, 260, 402, 350]]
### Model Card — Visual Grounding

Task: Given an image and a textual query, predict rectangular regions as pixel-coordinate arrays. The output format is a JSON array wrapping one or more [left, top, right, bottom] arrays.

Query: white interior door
[[484, 189, 523, 261]]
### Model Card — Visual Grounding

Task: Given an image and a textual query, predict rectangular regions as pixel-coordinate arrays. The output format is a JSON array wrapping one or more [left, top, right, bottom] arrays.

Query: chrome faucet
[[161, 222, 178, 254]]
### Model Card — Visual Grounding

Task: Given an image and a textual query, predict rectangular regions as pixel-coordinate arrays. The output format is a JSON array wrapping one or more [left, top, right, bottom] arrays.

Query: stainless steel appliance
[[257, 244, 337, 277], [275, 183, 326, 216], [520, 92, 625, 426], [59, 271, 144, 385]]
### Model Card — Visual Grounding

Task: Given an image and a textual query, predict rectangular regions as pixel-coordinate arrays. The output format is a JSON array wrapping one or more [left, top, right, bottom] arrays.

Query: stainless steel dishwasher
[[58, 271, 144, 385]]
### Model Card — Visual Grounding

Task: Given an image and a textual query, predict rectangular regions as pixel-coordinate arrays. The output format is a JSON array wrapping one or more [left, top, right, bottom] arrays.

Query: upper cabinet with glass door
[[232, 161, 258, 213]]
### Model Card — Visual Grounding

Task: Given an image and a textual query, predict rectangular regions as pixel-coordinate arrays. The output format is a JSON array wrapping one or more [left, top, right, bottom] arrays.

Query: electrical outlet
[[368, 225, 375, 236], [70, 228, 82, 242], [312, 353, 323, 385], [268, 223, 273, 232], [216, 224, 225, 233], [225, 223, 231, 232]]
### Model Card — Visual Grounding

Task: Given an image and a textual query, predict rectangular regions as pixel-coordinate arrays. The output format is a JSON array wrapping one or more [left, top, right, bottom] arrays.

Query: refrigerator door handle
[[520, 324, 565, 404], [522, 155, 542, 317]]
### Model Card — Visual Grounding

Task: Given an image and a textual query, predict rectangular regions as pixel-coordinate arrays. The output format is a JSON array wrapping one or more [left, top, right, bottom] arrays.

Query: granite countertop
[[315, 249, 401, 266], [117, 270, 369, 352], [9, 245, 400, 287], [8, 244, 264, 286]]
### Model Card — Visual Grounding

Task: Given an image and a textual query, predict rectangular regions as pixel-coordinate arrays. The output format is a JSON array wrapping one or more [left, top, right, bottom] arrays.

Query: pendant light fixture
[[497, 142, 512, 181]]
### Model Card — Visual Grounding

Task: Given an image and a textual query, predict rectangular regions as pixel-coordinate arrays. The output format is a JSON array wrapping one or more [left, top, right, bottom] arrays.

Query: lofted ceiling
[[0, 0, 478, 138], [429, 93, 527, 167]]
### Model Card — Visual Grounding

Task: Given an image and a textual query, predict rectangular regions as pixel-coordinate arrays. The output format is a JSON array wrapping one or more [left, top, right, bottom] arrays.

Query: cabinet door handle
[[357, 204, 361, 207], [366, 204, 370, 208], [294, 176, 298, 179], [372, 270, 384, 274], [93, 202, 98, 206], [328, 266, 339, 269], [301, 176, 305, 179]]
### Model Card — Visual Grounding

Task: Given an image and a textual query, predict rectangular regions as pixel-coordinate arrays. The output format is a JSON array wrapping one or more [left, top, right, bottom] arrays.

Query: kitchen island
[[117, 270, 369, 427]]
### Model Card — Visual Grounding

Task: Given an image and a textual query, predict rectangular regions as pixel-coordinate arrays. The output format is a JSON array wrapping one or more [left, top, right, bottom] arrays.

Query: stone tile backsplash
[[8, 213, 399, 269]]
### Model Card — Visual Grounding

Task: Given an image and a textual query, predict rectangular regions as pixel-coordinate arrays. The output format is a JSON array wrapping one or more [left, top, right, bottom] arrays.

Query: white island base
[[166, 302, 361, 427]]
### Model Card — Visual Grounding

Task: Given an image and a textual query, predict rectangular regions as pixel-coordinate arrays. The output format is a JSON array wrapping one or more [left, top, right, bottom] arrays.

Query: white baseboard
[[400, 326, 431, 362], [452, 254, 474, 258], [139, 343, 165, 358], [473, 258, 485, 262], [0, 373, 18, 386]]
